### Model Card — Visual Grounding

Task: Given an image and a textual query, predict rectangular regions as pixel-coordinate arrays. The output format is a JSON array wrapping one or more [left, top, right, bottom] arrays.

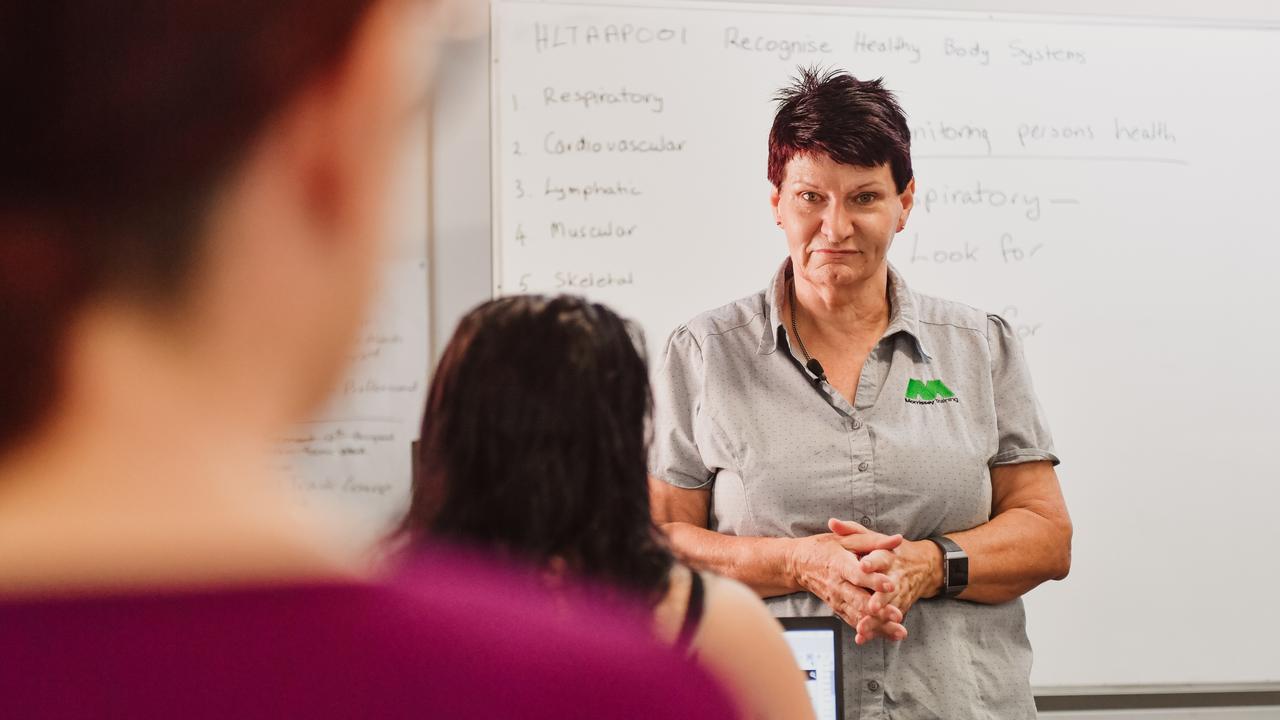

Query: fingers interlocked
[[827, 519, 910, 644]]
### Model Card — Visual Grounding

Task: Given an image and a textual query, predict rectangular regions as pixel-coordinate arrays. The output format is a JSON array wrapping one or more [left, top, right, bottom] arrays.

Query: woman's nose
[[822, 203, 855, 244]]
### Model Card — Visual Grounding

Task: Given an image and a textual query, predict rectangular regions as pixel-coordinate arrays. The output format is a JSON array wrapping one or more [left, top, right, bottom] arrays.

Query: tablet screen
[[781, 620, 841, 720]]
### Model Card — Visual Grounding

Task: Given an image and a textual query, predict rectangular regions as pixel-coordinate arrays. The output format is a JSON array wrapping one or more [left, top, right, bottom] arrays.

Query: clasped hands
[[787, 519, 941, 645]]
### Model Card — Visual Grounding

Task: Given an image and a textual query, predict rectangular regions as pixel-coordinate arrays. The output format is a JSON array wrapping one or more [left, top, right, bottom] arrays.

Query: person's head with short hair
[[403, 295, 674, 602], [0, 0, 441, 455], [0, 0, 445, 587], [767, 66, 915, 295]]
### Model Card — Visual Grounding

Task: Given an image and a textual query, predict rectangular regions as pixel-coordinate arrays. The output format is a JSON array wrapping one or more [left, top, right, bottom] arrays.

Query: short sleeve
[[649, 325, 715, 489], [986, 314, 1061, 467]]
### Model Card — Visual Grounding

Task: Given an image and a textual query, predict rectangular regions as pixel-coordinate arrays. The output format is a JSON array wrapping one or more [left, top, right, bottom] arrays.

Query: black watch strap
[[927, 535, 969, 597]]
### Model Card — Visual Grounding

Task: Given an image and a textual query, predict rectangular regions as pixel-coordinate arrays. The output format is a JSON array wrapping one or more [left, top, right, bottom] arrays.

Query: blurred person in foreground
[[0, 2, 734, 717], [401, 295, 816, 720]]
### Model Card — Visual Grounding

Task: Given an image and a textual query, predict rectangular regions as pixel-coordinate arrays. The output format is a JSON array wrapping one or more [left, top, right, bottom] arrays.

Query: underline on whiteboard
[[917, 154, 1190, 166]]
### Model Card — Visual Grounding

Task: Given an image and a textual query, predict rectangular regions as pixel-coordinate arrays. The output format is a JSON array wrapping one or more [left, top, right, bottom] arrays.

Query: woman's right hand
[[786, 520, 909, 642]]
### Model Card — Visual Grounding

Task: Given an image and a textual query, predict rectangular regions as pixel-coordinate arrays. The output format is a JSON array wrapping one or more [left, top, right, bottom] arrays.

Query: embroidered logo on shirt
[[905, 379, 959, 405]]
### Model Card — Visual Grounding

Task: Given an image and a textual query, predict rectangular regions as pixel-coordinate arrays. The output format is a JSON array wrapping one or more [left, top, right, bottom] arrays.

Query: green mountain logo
[[905, 379, 958, 404]]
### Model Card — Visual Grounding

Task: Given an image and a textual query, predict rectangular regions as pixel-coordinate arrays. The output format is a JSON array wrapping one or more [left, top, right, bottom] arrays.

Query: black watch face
[[949, 556, 969, 594]]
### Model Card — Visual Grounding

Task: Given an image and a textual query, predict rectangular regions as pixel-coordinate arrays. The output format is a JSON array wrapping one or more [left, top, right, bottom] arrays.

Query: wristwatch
[[926, 535, 969, 597]]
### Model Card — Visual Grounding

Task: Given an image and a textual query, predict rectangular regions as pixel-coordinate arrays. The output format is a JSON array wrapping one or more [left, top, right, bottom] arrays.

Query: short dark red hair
[[767, 67, 913, 193]]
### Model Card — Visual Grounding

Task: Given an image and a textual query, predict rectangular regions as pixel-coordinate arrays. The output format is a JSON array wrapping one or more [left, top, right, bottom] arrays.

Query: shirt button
[[858, 462, 870, 472], [851, 418, 862, 430], [859, 515, 872, 525], [867, 680, 881, 692]]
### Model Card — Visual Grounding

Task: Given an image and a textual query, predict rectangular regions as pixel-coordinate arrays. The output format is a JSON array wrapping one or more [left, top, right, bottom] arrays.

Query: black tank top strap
[[674, 569, 705, 652]]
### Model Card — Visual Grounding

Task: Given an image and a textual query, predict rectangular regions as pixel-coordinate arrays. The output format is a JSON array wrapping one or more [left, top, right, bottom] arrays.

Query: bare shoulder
[[696, 573, 788, 651], [692, 572, 816, 720], [701, 573, 778, 625]]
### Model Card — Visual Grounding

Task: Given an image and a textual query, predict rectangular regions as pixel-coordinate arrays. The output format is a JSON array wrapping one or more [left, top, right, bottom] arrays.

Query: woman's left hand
[[830, 520, 941, 645]]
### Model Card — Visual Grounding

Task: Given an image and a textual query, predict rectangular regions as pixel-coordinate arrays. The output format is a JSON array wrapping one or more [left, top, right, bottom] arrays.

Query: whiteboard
[[492, 0, 1280, 690]]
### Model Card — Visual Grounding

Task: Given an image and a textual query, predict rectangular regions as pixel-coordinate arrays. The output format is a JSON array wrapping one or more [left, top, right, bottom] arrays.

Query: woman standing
[[650, 67, 1072, 719]]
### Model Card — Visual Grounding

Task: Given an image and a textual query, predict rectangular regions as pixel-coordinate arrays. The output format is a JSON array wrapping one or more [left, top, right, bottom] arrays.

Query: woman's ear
[[896, 177, 916, 233], [277, 0, 440, 251], [280, 83, 349, 239], [770, 187, 783, 226]]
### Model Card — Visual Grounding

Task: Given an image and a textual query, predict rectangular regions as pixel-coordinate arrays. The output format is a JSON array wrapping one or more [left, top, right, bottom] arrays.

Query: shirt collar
[[884, 263, 932, 362], [758, 259, 791, 355], [757, 258, 932, 362]]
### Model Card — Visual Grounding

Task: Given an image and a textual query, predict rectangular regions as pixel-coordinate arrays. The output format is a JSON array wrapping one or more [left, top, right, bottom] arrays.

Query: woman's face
[[771, 153, 915, 293]]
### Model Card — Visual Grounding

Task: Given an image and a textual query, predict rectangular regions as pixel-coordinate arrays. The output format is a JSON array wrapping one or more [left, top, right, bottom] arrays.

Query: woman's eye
[[800, 191, 820, 202], [854, 192, 877, 204]]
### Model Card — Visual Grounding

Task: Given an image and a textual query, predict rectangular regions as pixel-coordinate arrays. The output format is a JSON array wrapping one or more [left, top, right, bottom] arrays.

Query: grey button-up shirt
[[651, 260, 1059, 720]]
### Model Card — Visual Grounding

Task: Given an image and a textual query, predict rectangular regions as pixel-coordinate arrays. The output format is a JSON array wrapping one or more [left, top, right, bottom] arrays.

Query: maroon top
[[0, 548, 734, 719]]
